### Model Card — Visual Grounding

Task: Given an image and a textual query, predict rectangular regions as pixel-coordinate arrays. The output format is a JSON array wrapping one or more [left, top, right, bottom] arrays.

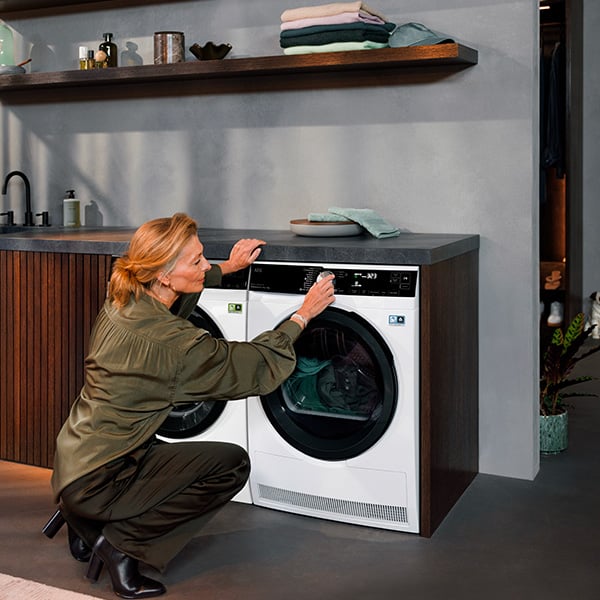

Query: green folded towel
[[307, 212, 352, 222], [309, 207, 400, 238]]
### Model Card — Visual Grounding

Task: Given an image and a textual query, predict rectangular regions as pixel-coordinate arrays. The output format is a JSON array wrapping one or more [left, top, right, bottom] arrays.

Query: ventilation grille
[[258, 484, 408, 524]]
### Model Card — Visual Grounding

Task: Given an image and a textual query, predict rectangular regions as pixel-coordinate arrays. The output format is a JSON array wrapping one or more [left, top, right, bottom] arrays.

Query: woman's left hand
[[219, 238, 266, 274]]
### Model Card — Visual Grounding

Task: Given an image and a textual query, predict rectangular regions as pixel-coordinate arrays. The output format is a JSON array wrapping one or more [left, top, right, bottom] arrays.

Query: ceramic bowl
[[189, 42, 232, 61], [289, 219, 363, 237]]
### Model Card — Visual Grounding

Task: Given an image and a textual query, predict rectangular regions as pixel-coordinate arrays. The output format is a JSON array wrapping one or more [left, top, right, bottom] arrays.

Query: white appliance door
[[260, 306, 398, 460]]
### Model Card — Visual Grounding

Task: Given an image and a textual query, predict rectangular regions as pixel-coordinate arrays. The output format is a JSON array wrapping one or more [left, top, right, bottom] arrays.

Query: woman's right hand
[[294, 274, 336, 324]]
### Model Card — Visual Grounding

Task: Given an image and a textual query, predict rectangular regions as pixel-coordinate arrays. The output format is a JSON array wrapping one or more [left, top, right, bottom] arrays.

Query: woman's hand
[[292, 274, 336, 326], [219, 238, 266, 275]]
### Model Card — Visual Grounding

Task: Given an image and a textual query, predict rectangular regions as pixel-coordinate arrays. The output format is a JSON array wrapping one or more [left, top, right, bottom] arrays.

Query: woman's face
[[165, 235, 211, 294]]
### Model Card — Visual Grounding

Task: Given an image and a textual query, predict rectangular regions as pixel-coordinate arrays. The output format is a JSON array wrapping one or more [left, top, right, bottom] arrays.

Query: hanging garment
[[542, 41, 565, 177]]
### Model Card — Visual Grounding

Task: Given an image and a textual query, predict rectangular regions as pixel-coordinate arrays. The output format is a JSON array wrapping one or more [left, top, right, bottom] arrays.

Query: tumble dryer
[[157, 266, 252, 504], [246, 261, 420, 532]]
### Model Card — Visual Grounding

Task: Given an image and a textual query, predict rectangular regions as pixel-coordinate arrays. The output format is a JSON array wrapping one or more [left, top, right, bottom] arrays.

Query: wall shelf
[[0, 44, 477, 101], [0, 0, 155, 15]]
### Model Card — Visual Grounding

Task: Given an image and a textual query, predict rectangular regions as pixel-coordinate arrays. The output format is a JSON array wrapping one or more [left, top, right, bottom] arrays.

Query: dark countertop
[[0, 226, 479, 265]]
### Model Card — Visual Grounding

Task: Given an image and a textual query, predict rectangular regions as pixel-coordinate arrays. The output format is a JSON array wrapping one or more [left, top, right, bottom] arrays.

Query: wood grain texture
[[419, 250, 479, 536], [0, 251, 111, 467]]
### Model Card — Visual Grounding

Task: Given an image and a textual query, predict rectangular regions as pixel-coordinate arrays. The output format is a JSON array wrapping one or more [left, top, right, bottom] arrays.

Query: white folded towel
[[281, 2, 387, 24], [281, 10, 386, 31]]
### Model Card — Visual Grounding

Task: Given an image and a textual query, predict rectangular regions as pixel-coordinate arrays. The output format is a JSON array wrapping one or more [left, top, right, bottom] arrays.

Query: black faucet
[[2, 170, 34, 226]]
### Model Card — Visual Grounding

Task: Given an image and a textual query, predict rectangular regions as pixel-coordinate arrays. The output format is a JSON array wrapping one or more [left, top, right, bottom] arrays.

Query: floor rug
[[0, 573, 102, 600]]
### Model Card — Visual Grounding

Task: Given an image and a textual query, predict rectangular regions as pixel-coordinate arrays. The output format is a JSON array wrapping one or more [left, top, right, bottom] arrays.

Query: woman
[[46, 213, 335, 599]]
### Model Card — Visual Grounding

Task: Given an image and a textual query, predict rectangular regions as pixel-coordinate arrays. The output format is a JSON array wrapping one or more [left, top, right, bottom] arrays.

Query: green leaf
[[539, 313, 600, 415]]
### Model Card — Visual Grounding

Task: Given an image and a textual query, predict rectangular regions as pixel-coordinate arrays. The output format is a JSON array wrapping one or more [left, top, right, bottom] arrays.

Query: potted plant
[[539, 312, 600, 454]]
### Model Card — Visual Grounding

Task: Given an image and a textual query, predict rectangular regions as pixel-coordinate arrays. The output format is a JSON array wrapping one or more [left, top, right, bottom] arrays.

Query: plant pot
[[540, 411, 568, 454]]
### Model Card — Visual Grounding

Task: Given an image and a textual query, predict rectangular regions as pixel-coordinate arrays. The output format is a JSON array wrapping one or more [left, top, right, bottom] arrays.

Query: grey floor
[[1, 341, 600, 600]]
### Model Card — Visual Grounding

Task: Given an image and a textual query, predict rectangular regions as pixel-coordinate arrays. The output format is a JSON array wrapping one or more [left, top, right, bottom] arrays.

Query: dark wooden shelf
[[0, 44, 477, 100], [0, 0, 161, 15], [0, 0, 89, 10]]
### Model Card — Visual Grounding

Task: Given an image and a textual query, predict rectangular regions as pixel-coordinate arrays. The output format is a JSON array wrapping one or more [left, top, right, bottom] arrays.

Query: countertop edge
[[0, 227, 480, 265]]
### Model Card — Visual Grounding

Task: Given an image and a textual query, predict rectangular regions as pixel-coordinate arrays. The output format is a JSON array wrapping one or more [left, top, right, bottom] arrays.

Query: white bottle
[[63, 189, 81, 227]]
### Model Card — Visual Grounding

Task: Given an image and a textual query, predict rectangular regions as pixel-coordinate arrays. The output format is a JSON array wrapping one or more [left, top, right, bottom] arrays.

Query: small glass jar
[[79, 46, 89, 70], [154, 31, 185, 65]]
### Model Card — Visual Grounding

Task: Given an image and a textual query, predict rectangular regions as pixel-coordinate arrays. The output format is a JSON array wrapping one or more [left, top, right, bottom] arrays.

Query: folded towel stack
[[280, 1, 396, 55], [308, 207, 400, 238]]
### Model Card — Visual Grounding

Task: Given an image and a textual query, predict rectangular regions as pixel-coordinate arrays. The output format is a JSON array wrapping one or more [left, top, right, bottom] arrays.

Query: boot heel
[[86, 552, 104, 582], [42, 509, 66, 539]]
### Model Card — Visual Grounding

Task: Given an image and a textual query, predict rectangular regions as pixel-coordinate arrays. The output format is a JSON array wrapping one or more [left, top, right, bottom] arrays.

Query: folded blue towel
[[309, 207, 400, 238]]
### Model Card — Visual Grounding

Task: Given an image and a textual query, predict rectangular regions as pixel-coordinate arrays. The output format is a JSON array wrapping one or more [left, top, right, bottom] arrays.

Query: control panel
[[249, 263, 418, 297]]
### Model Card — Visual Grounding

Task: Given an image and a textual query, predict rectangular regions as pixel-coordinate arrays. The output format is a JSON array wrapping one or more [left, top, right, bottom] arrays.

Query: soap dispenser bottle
[[99, 33, 118, 67], [63, 190, 81, 227]]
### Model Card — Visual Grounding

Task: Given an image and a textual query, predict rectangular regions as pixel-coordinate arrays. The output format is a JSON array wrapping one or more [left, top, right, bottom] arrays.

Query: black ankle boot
[[87, 535, 166, 599], [42, 508, 92, 562], [68, 526, 92, 562]]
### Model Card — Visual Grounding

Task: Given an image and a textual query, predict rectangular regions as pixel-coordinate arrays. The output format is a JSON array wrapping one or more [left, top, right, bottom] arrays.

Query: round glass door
[[261, 306, 397, 460], [157, 306, 226, 439]]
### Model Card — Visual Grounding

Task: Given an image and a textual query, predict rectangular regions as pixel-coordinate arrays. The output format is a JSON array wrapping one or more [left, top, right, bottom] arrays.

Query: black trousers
[[60, 439, 249, 572]]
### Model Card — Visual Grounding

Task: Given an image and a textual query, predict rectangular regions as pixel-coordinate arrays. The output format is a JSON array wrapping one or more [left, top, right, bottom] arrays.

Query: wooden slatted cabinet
[[0, 250, 111, 467]]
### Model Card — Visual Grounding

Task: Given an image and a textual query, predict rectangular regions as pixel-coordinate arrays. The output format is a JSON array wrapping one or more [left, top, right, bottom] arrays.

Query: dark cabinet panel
[[419, 250, 479, 536], [0, 250, 111, 467]]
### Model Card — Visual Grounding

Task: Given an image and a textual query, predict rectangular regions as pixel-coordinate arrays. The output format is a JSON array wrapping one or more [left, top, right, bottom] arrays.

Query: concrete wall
[[1, 0, 541, 479]]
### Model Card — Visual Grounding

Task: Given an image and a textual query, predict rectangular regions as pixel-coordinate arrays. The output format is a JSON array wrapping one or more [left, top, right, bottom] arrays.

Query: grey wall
[[1, 0, 541, 479], [583, 0, 600, 303]]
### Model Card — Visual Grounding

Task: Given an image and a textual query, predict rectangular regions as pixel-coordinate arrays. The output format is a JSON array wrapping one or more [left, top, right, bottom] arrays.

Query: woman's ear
[[156, 271, 170, 286]]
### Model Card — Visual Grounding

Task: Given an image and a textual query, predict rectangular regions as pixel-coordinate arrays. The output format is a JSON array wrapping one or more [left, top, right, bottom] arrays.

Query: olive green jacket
[[51, 265, 301, 502]]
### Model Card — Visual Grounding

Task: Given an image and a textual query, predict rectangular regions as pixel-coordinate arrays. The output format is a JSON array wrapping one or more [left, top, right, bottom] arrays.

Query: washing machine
[[157, 266, 252, 504], [246, 261, 420, 532]]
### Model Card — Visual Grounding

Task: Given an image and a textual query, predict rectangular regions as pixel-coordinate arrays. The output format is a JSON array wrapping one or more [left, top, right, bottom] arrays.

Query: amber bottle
[[99, 33, 118, 67]]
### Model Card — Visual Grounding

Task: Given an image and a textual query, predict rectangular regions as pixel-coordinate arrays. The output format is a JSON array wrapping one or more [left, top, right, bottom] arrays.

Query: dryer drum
[[283, 352, 378, 420]]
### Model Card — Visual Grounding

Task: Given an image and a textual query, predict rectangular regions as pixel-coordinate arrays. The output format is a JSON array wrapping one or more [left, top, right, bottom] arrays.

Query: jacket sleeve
[[176, 320, 302, 403]]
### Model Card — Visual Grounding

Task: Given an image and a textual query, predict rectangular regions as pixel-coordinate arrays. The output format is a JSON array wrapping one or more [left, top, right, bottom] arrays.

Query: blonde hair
[[109, 213, 198, 308]]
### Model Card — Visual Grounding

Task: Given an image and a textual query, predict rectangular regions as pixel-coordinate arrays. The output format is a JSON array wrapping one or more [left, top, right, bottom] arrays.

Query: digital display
[[250, 264, 417, 297]]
